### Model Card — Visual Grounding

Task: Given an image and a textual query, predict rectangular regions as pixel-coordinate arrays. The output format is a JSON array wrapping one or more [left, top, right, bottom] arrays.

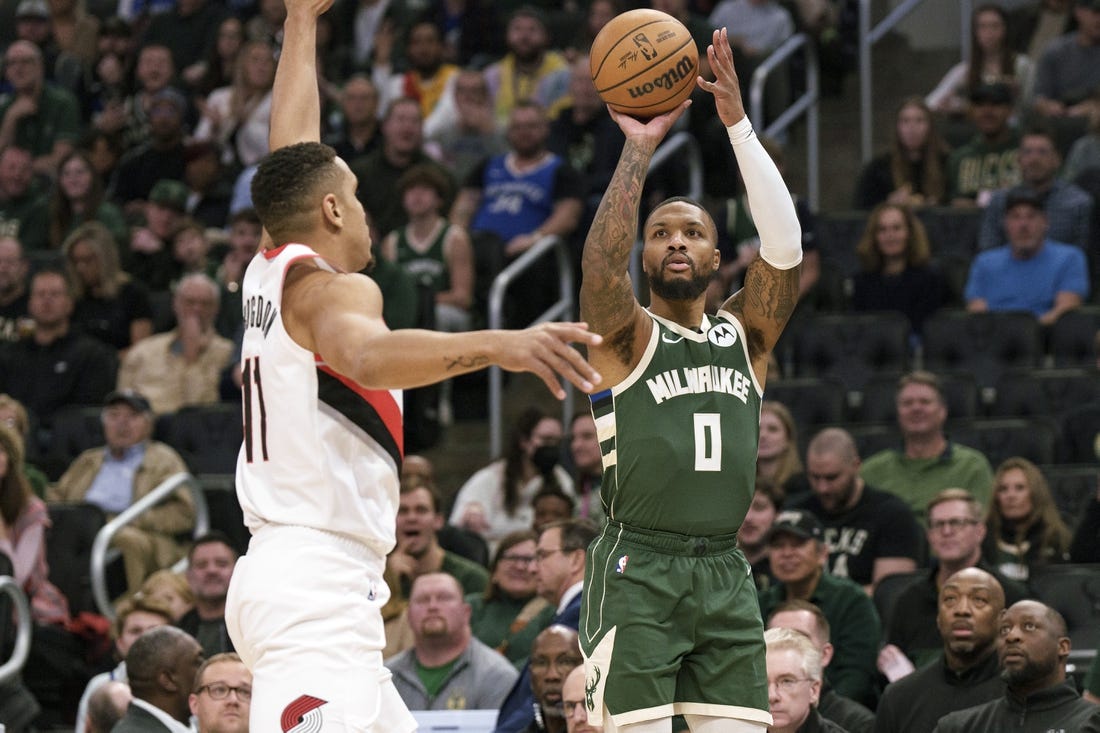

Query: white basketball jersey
[[235, 244, 403, 555]]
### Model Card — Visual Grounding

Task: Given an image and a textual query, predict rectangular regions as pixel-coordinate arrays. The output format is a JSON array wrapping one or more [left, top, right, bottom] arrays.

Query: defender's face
[[335, 157, 372, 270]]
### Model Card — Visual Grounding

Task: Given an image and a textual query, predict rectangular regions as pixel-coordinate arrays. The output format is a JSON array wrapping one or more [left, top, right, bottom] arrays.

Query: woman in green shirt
[[467, 530, 554, 668]]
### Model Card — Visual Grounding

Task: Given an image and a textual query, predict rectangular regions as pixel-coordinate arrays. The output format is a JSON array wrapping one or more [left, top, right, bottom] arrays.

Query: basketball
[[589, 9, 699, 119]]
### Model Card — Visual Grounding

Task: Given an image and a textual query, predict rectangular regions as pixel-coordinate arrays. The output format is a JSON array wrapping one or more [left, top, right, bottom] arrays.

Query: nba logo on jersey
[[367, 581, 377, 601], [281, 694, 328, 732], [708, 323, 738, 348], [616, 555, 629, 574]]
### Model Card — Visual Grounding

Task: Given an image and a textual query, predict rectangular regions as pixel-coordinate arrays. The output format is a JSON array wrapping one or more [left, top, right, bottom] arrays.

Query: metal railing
[[0, 576, 31, 685], [860, 0, 973, 162], [91, 472, 209, 620], [749, 32, 820, 211], [487, 236, 575, 456]]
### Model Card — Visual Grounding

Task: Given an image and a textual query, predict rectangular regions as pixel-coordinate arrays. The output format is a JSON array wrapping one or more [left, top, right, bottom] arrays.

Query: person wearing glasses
[[879, 489, 1029, 674], [469, 530, 555, 667], [562, 665, 601, 733], [190, 653, 252, 733], [763, 627, 845, 733]]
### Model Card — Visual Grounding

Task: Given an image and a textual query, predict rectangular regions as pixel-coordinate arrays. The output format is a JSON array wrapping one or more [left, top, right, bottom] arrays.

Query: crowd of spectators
[[0, 0, 1095, 729]]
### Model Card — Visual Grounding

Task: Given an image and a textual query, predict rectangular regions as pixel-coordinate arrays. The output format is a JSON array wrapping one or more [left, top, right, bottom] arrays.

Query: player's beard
[[649, 265, 710, 301]]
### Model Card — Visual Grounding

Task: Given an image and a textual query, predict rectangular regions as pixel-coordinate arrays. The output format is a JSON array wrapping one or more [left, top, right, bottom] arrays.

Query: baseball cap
[[15, 0, 49, 19], [104, 389, 152, 413], [1004, 186, 1046, 212], [969, 82, 1013, 106], [766, 509, 825, 544], [148, 179, 188, 212]]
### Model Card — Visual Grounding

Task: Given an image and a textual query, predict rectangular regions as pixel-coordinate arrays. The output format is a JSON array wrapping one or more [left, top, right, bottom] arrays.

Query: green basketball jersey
[[589, 310, 763, 536], [395, 221, 450, 293]]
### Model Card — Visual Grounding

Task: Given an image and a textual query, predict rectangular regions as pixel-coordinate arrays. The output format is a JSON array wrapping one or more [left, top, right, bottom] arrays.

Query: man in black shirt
[[0, 236, 29, 342], [875, 567, 1006, 733], [934, 599, 1100, 732], [788, 427, 922, 592]]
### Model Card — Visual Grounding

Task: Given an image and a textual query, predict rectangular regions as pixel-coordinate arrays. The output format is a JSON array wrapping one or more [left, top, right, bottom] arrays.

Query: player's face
[[765, 648, 818, 730], [493, 539, 538, 598], [994, 468, 1034, 522], [643, 202, 719, 302], [739, 491, 777, 548], [569, 415, 602, 475], [335, 158, 373, 270], [408, 575, 468, 640], [806, 450, 860, 514], [189, 660, 251, 733], [530, 631, 583, 717], [757, 410, 790, 461], [937, 571, 1001, 658], [998, 601, 1067, 687], [396, 487, 443, 557], [186, 542, 237, 604], [117, 610, 169, 656], [895, 383, 946, 437], [769, 534, 825, 584], [927, 499, 985, 563]]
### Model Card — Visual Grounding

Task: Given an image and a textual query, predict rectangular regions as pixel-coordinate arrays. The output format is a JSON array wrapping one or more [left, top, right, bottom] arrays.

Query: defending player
[[578, 28, 802, 733], [224, 0, 603, 729]]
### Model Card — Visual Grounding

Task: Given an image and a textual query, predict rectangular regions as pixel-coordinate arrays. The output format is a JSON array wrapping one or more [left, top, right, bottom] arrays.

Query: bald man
[[934, 599, 1100, 732], [875, 568, 1007, 732]]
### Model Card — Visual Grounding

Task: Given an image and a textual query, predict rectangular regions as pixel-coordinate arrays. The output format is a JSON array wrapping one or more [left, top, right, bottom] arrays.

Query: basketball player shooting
[[223, 0, 603, 729], [577, 28, 802, 733]]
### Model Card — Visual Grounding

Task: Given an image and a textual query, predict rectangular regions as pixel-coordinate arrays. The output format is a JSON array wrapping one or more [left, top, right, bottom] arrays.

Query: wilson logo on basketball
[[627, 55, 695, 99], [281, 694, 328, 732]]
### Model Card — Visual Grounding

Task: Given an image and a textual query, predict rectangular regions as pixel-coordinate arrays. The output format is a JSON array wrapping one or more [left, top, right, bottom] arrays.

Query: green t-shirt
[[416, 656, 459, 698], [0, 84, 82, 158], [860, 442, 994, 525]]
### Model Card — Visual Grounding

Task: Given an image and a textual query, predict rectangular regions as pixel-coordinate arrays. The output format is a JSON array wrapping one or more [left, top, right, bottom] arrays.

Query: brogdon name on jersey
[[589, 311, 763, 536], [235, 244, 403, 556]]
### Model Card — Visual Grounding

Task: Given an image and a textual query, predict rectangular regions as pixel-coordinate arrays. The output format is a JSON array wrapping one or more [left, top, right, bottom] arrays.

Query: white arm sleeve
[[727, 117, 803, 270]]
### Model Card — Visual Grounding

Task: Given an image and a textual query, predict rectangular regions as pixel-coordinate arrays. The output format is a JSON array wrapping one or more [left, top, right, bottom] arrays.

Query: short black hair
[[187, 530, 239, 562], [251, 142, 342, 244]]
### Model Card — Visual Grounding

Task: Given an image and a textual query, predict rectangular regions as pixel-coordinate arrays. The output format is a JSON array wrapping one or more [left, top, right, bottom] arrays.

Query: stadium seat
[[763, 377, 847, 428], [845, 423, 902, 458], [196, 474, 249, 556], [157, 403, 242, 474], [1027, 564, 1100, 652], [39, 406, 105, 480], [1060, 402, 1100, 464], [1040, 464, 1100, 526], [1047, 307, 1100, 368], [815, 210, 866, 284], [915, 207, 982, 261], [438, 524, 489, 568], [792, 311, 911, 393], [922, 311, 1042, 390], [872, 570, 925, 638], [45, 502, 107, 616], [946, 417, 1058, 467], [989, 368, 1100, 419]]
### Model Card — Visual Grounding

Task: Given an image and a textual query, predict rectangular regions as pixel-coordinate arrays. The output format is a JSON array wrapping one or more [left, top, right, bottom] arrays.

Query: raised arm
[[580, 103, 688, 377], [703, 29, 801, 381], [269, 0, 332, 149]]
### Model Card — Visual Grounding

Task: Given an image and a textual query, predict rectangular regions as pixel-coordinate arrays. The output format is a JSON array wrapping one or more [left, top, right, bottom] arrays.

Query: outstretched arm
[[702, 29, 801, 382], [269, 0, 332, 149], [580, 102, 688, 379], [286, 268, 602, 399]]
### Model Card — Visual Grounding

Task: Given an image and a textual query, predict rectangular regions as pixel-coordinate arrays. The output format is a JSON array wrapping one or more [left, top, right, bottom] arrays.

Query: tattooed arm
[[580, 103, 690, 382], [701, 28, 802, 384]]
